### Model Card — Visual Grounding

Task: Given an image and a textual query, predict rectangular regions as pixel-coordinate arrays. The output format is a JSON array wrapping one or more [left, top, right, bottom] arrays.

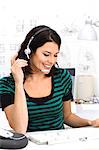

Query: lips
[[44, 65, 51, 69], [42, 64, 52, 73]]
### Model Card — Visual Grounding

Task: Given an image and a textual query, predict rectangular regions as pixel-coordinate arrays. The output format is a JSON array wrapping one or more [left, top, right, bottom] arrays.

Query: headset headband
[[24, 27, 49, 59], [33, 27, 49, 38]]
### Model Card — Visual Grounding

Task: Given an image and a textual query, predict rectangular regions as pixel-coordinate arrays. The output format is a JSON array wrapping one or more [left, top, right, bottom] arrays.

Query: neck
[[27, 73, 49, 82]]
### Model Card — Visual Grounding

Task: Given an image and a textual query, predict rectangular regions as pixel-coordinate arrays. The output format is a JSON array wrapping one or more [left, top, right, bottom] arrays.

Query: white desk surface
[[1, 128, 99, 150], [24, 127, 99, 150]]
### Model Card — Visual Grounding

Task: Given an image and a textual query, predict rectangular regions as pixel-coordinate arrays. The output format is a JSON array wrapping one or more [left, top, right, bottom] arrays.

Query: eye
[[54, 54, 58, 57], [43, 53, 49, 56], [54, 53, 58, 57]]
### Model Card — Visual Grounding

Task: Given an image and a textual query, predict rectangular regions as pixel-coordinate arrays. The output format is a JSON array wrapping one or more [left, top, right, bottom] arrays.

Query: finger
[[12, 59, 28, 68], [15, 59, 28, 64], [91, 120, 98, 127], [88, 120, 92, 125], [11, 53, 18, 65], [12, 58, 28, 66]]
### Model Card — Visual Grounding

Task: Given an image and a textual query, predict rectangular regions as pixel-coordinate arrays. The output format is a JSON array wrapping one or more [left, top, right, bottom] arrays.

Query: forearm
[[10, 83, 28, 133], [64, 113, 90, 128]]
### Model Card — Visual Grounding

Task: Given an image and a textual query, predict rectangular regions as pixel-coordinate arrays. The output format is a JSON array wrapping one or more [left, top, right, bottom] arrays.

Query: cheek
[[37, 54, 46, 63], [33, 55, 44, 66], [32, 54, 40, 63]]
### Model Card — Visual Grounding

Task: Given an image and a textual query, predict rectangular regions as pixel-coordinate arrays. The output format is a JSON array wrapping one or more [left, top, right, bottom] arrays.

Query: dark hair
[[17, 25, 61, 78]]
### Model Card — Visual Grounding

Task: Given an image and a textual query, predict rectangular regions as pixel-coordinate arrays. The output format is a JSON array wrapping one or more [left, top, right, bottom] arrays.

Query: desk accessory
[[0, 128, 28, 149]]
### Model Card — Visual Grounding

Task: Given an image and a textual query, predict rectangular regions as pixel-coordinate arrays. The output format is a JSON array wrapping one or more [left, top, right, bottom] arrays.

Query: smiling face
[[30, 42, 59, 74]]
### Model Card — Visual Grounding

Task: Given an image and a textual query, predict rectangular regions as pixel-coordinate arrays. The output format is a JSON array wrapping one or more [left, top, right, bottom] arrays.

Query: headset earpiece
[[24, 48, 31, 59]]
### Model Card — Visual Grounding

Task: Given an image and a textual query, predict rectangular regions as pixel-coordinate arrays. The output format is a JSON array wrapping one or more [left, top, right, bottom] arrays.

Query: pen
[[28, 136, 48, 145]]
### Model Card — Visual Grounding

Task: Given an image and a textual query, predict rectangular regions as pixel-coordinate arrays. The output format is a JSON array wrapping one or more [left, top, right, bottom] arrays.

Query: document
[[26, 128, 99, 145]]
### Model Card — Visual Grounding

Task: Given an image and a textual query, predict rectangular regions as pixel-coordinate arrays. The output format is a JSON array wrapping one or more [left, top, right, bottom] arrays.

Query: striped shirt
[[0, 68, 73, 131]]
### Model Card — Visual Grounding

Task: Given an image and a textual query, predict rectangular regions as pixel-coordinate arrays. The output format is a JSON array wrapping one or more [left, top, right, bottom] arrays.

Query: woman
[[0, 25, 92, 134]]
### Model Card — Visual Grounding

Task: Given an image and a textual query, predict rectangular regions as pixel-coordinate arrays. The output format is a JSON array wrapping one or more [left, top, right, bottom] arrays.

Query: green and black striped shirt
[[0, 68, 73, 131]]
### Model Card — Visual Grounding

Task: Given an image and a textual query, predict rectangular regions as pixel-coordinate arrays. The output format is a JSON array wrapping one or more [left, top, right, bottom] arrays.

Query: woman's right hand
[[89, 119, 99, 127], [11, 54, 28, 84]]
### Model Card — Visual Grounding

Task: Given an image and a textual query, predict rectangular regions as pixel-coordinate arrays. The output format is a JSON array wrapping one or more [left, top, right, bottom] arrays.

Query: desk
[[24, 127, 99, 150]]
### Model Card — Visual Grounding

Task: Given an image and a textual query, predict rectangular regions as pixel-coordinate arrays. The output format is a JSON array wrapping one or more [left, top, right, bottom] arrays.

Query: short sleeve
[[62, 69, 73, 101], [0, 76, 15, 110]]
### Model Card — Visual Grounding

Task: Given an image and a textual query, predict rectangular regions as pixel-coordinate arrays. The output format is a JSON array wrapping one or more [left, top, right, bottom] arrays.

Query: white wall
[[0, 0, 99, 97]]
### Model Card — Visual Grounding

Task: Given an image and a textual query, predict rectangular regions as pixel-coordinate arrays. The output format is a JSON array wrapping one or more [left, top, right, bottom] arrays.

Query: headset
[[20, 27, 50, 60]]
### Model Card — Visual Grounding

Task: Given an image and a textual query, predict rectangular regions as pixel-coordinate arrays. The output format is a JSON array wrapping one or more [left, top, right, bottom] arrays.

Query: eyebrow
[[44, 51, 59, 55]]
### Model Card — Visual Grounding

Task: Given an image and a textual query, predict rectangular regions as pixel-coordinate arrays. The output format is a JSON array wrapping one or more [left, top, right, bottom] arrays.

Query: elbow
[[9, 123, 28, 134], [64, 112, 72, 122], [64, 112, 74, 127], [15, 129, 27, 134], [13, 126, 27, 134]]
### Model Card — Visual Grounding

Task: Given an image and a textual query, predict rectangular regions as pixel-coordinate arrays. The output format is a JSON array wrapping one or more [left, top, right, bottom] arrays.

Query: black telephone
[[0, 129, 28, 149]]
